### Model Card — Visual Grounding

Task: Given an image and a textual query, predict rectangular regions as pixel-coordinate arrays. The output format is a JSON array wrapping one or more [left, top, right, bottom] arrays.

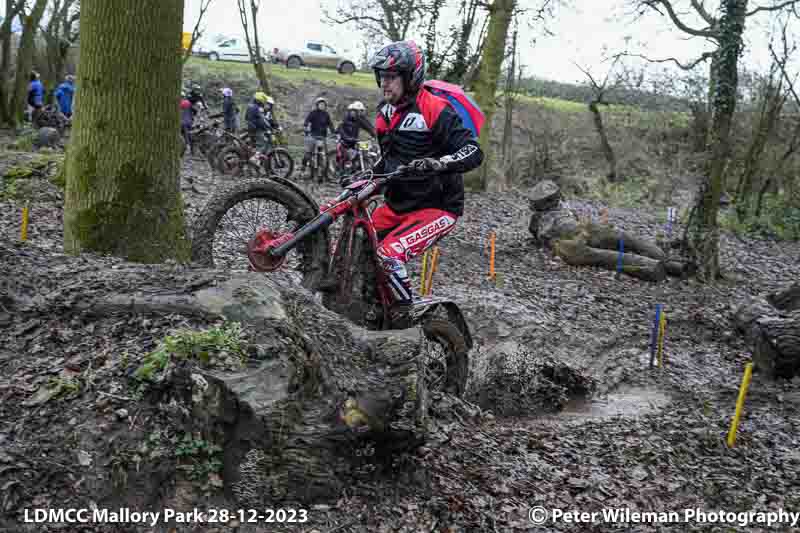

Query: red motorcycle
[[191, 168, 472, 396]]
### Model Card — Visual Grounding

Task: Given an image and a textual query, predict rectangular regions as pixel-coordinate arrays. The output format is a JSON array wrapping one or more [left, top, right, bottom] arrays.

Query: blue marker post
[[650, 304, 662, 368], [616, 234, 624, 279], [666, 207, 676, 239]]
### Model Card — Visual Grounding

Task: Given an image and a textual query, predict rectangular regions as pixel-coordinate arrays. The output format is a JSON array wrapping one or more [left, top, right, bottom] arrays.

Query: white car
[[195, 37, 268, 63]]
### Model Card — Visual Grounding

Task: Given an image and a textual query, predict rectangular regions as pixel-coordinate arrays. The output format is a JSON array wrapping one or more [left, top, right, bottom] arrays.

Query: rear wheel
[[191, 178, 328, 288], [421, 317, 470, 397]]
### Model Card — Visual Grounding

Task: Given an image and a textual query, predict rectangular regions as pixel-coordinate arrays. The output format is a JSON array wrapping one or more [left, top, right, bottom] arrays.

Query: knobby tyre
[[265, 148, 294, 179], [421, 317, 469, 397], [190, 178, 329, 289]]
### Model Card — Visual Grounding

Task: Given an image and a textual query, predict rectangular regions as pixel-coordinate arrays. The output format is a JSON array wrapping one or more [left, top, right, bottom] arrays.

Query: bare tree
[[322, 0, 422, 42], [574, 54, 626, 182], [735, 19, 793, 221], [39, 0, 80, 91], [757, 22, 800, 217], [236, 0, 270, 93], [11, 0, 48, 125], [182, 0, 215, 65], [636, 0, 800, 281]]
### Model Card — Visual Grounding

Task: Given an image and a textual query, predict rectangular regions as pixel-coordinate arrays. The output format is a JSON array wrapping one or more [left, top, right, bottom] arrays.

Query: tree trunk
[[11, 0, 48, 126], [86, 274, 430, 504], [0, 0, 21, 124], [249, 0, 270, 93], [63, 0, 189, 263], [500, 28, 517, 168], [588, 101, 617, 182], [705, 50, 719, 148], [553, 239, 666, 282], [685, 0, 747, 282], [470, 0, 515, 191], [689, 102, 710, 152]]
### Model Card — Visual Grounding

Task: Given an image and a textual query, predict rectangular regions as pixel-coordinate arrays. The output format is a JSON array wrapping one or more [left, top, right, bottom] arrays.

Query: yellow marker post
[[20, 204, 30, 242], [727, 362, 754, 448], [425, 247, 439, 296], [489, 231, 496, 280], [657, 312, 667, 368], [420, 249, 429, 295]]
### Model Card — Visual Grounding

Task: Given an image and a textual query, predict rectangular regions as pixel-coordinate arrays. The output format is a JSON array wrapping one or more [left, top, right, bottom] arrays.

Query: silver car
[[274, 41, 357, 74]]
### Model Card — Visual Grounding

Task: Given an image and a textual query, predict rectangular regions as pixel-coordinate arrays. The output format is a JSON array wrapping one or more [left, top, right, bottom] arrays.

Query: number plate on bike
[[357, 141, 370, 150]]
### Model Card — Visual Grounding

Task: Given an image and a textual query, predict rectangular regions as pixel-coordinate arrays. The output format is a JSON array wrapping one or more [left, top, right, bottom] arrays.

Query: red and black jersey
[[374, 89, 483, 216]]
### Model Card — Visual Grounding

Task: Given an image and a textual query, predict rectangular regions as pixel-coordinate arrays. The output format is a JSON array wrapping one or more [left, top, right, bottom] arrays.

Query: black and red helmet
[[368, 40, 426, 94]]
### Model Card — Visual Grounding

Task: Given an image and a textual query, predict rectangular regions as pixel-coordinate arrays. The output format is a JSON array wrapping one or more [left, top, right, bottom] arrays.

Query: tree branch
[[640, 0, 717, 38], [184, 0, 215, 64], [768, 43, 800, 109], [690, 0, 716, 25], [620, 51, 714, 71], [746, 0, 800, 17]]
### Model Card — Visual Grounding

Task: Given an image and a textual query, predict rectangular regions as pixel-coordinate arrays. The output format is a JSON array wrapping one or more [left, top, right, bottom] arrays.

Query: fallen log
[[752, 312, 800, 379], [583, 222, 665, 261], [734, 294, 800, 379], [768, 283, 800, 312], [664, 260, 694, 278], [553, 239, 667, 282]]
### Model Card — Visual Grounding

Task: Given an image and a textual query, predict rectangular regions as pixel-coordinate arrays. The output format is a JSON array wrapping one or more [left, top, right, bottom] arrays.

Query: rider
[[302, 97, 335, 174], [263, 95, 283, 143], [246, 91, 272, 152], [335, 101, 375, 175], [180, 96, 194, 155], [367, 40, 483, 316], [187, 83, 207, 117]]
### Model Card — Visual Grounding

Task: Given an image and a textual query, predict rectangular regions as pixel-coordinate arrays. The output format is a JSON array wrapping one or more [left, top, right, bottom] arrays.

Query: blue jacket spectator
[[54, 75, 76, 117], [27, 72, 44, 108]]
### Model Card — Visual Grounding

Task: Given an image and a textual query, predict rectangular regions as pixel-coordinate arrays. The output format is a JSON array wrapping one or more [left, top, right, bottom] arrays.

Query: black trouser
[[181, 124, 193, 154]]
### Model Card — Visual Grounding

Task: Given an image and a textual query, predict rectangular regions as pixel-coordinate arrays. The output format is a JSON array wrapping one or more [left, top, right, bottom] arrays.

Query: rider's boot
[[381, 255, 419, 327]]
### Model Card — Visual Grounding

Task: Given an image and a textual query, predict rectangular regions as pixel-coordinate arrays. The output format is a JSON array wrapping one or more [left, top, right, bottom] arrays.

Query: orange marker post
[[425, 247, 440, 296], [420, 249, 429, 295]]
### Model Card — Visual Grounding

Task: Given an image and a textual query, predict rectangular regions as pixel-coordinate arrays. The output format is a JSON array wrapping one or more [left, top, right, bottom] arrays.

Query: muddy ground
[[2, 136, 800, 533]]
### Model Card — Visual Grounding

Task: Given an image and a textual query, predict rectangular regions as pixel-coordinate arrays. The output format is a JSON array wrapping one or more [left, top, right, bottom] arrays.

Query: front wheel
[[421, 317, 470, 397], [217, 146, 252, 177], [190, 178, 328, 288], [264, 148, 294, 179]]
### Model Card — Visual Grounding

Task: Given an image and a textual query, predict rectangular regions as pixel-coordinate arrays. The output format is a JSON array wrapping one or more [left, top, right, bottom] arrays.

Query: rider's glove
[[408, 158, 446, 173]]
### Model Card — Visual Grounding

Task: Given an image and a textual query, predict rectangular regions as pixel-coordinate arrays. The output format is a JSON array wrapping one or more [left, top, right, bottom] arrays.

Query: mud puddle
[[558, 386, 671, 419]]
